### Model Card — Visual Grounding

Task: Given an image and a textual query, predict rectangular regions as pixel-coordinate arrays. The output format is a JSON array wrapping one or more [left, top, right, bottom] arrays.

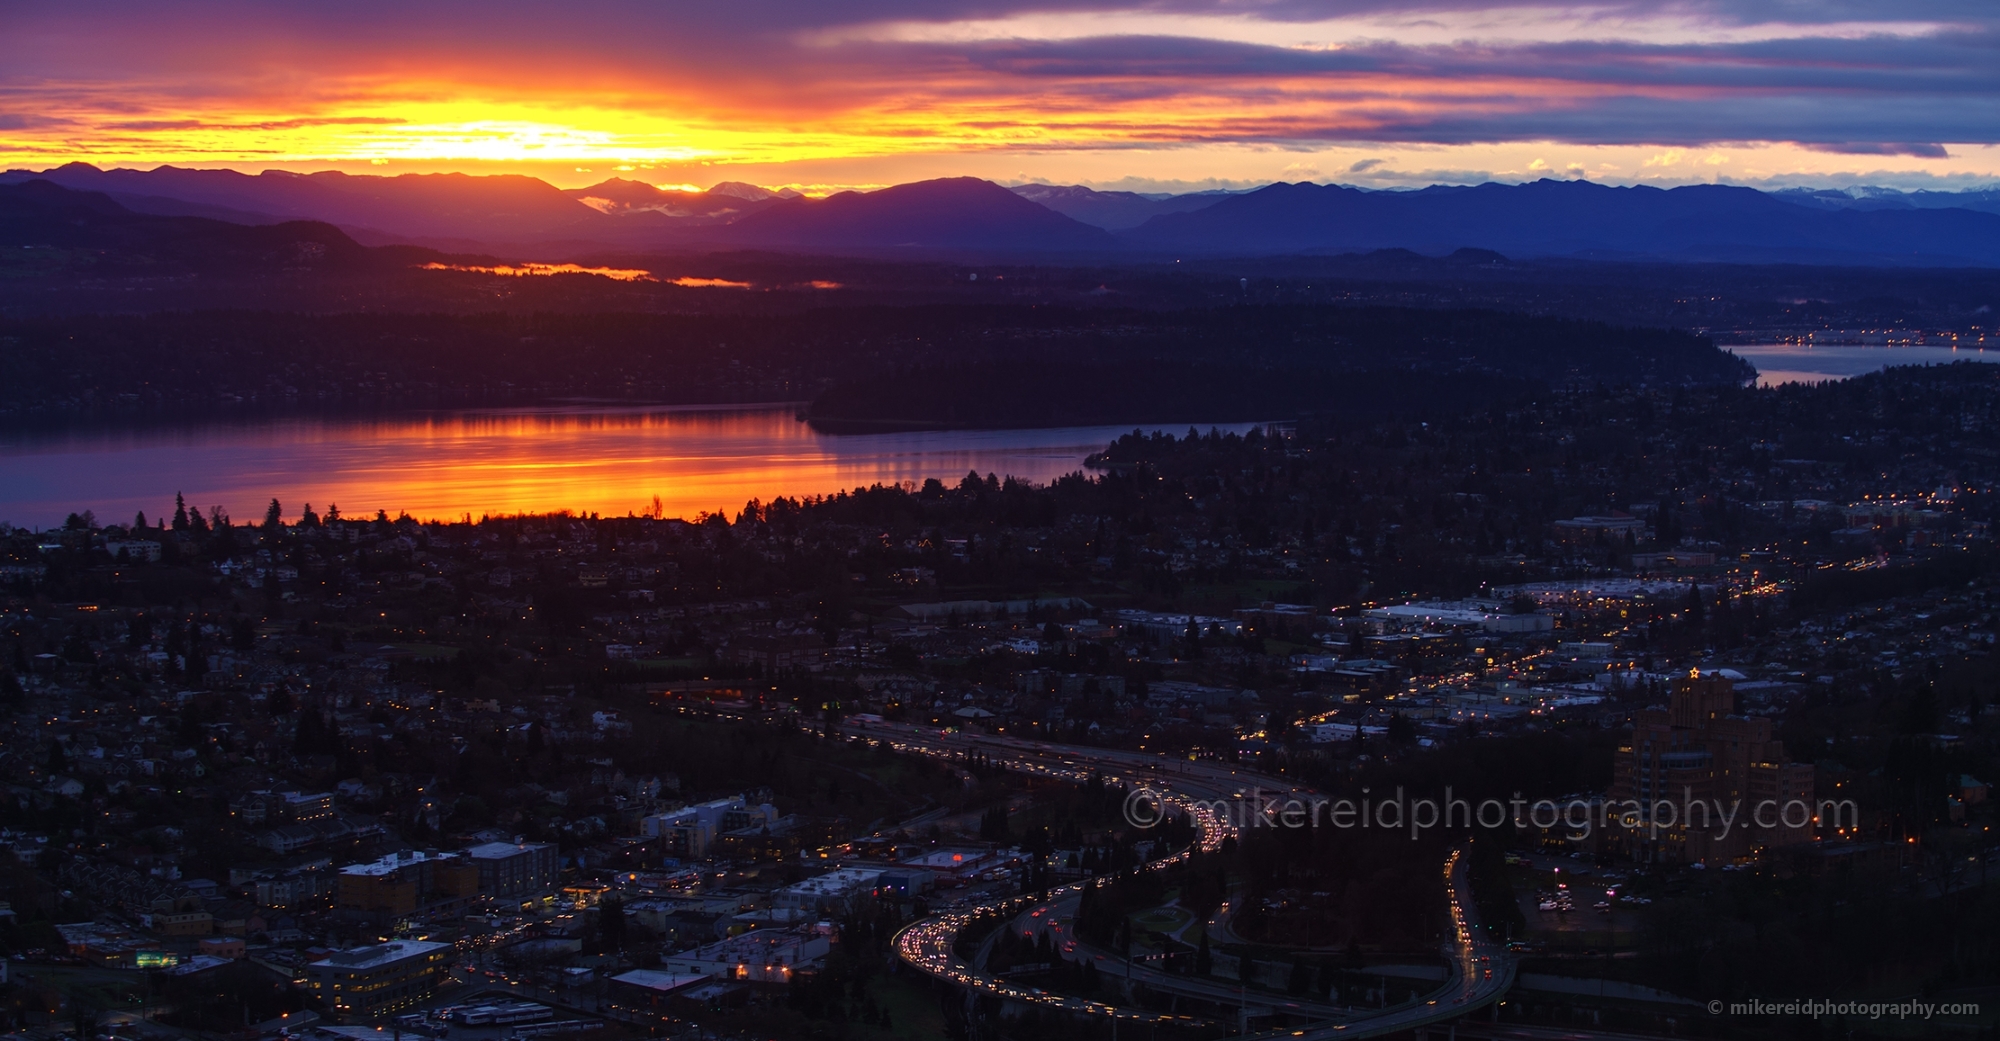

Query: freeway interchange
[[861, 720, 1515, 1038]]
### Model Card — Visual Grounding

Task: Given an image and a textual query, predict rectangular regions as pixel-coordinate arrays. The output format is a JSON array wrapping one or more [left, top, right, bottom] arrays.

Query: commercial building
[[638, 796, 778, 859], [307, 940, 452, 1020], [609, 969, 745, 1015], [337, 850, 480, 918], [662, 928, 829, 984], [1551, 513, 1647, 550], [609, 969, 711, 1009], [899, 848, 1007, 886], [772, 867, 884, 915], [1364, 601, 1553, 634], [465, 841, 560, 900]]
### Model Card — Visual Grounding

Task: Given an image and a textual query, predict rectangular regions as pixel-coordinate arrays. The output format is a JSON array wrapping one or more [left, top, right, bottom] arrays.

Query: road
[[1001, 889, 1352, 1024], [870, 722, 1515, 1037], [1235, 849, 1518, 1040]]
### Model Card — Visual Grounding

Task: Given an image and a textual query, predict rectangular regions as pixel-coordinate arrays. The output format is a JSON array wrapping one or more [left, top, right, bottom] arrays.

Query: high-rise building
[[1611, 673, 1816, 863]]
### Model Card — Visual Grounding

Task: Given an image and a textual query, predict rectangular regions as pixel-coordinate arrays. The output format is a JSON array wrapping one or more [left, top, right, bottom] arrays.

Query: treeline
[[0, 303, 1745, 425]]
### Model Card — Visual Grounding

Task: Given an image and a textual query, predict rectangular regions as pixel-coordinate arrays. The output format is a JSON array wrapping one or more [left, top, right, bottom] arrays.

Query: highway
[[867, 721, 1516, 1037], [1002, 888, 1353, 1025], [1235, 849, 1519, 1039]]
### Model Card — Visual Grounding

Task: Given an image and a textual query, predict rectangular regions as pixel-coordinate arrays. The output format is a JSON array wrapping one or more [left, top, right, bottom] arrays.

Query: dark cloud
[[1803, 142, 1952, 157]]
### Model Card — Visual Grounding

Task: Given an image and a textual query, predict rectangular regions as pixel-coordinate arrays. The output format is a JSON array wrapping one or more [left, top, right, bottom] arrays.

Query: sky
[[3, 0, 1998, 194]]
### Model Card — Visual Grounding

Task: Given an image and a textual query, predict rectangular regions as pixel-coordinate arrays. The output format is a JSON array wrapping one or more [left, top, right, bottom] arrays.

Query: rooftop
[[312, 940, 451, 970], [466, 840, 551, 860], [340, 851, 460, 876], [610, 969, 709, 993]]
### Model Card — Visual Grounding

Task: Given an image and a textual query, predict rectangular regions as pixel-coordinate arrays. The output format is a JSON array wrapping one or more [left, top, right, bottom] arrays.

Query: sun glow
[[2, 3, 1992, 187]]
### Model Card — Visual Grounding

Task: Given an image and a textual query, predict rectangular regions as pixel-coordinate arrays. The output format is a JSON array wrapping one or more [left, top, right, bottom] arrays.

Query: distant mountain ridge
[[1772, 185, 2000, 217], [1007, 183, 1228, 230], [4, 163, 1999, 265], [724, 177, 1114, 251], [560, 177, 801, 224], [1121, 179, 2000, 265]]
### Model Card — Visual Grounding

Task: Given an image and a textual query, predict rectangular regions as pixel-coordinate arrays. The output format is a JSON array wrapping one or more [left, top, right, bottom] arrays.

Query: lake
[[1728, 343, 2000, 387], [0, 406, 1264, 530]]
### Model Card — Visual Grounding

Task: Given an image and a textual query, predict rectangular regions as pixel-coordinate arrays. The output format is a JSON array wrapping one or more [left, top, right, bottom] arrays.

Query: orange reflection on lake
[[0, 406, 1262, 528], [418, 262, 654, 281]]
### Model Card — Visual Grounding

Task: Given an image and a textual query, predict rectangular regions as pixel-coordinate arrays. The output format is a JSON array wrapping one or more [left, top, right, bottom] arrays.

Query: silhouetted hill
[[562, 178, 787, 224], [0, 163, 611, 243], [717, 178, 1116, 251], [10, 165, 1999, 265], [0, 179, 403, 273], [1121, 179, 2000, 265], [1008, 183, 1224, 230]]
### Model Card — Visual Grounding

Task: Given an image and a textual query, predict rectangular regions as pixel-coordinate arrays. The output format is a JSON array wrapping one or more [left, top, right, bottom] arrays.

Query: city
[[5, 1, 2000, 1038], [2, 363, 1997, 1039]]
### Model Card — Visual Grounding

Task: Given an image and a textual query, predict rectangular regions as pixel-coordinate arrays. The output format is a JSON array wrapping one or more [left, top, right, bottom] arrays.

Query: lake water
[[1729, 343, 2000, 387], [9, 344, 1985, 529], [0, 406, 1262, 530]]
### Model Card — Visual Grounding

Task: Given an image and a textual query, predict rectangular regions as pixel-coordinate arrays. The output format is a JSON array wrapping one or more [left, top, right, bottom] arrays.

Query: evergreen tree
[[172, 493, 189, 531]]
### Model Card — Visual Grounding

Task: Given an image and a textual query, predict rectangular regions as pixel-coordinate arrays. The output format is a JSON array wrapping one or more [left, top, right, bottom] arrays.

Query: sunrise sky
[[4, 0, 1997, 194]]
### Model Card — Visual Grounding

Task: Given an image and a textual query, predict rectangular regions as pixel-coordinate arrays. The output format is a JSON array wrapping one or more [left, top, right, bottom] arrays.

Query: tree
[[597, 896, 628, 952], [1195, 932, 1212, 975], [172, 493, 189, 531], [264, 498, 284, 530]]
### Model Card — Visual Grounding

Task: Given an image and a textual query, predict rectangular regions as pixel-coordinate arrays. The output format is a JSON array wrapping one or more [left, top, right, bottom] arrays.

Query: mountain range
[[5, 163, 2000, 266]]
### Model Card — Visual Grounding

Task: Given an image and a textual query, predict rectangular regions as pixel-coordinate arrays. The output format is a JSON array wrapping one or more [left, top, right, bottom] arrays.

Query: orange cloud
[[0, 1, 1992, 184]]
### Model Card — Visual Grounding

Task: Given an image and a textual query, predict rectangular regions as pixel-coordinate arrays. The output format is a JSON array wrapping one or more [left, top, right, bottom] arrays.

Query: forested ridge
[[0, 304, 1747, 427]]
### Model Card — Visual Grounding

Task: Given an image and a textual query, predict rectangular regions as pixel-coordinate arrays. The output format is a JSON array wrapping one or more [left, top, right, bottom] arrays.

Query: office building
[[465, 840, 560, 899], [307, 940, 452, 1020]]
